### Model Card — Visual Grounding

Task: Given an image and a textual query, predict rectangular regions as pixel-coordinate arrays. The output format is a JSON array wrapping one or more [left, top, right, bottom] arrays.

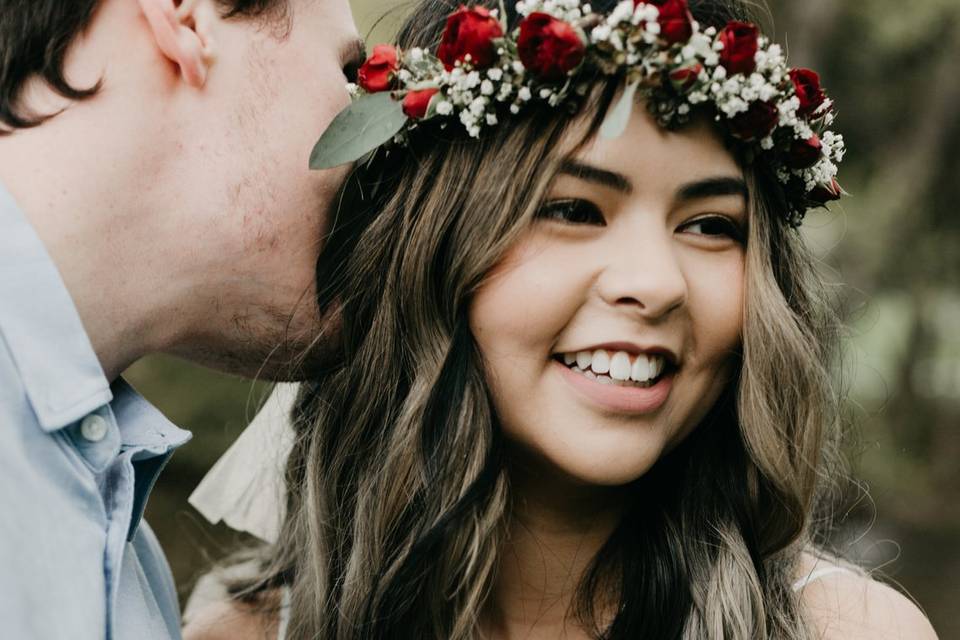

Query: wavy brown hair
[[228, 1, 845, 638]]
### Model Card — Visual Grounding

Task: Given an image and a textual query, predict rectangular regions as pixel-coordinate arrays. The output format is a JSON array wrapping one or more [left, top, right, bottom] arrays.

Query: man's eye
[[536, 199, 606, 226], [680, 216, 746, 242], [343, 61, 360, 83]]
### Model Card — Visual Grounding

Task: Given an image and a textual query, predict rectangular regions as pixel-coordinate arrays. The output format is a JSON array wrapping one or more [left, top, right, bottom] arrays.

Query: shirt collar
[[0, 183, 112, 431], [111, 379, 192, 539]]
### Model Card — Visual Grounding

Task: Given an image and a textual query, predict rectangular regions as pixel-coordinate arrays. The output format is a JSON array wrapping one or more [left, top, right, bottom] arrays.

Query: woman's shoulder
[[182, 592, 281, 640], [796, 553, 938, 640]]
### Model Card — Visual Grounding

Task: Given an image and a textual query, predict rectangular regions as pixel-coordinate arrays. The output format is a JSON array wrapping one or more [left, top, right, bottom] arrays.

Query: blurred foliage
[[135, 0, 959, 635]]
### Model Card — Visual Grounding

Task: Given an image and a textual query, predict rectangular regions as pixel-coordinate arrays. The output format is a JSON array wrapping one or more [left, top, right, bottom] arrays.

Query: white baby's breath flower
[[591, 24, 612, 42]]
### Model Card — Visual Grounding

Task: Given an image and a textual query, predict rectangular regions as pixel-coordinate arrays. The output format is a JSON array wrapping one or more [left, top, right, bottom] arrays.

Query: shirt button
[[80, 414, 109, 443]]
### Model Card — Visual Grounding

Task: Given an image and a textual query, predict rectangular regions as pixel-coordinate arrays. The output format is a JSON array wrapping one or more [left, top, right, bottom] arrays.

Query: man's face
[[168, 0, 362, 378]]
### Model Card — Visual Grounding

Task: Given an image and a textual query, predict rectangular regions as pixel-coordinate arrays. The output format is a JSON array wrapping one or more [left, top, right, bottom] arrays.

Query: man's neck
[[0, 104, 193, 381]]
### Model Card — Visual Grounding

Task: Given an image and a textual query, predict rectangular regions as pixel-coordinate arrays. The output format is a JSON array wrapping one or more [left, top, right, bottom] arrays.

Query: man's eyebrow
[[340, 38, 367, 68], [559, 159, 633, 193], [675, 176, 748, 203]]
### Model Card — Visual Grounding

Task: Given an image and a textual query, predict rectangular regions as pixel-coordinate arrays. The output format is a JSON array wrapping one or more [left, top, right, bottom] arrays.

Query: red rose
[[357, 44, 399, 93], [669, 61, 703, 91], [808, 178, 842, 205], [789, 68, 827, 118], [402, 88, 439, 119], [517, 12, 586, 81], [787, 134, 822, 169], [728, 101, 779, 141], [647, 0, 694, 44], [437, 6, 504, 71], [719, 21, 759, 75]]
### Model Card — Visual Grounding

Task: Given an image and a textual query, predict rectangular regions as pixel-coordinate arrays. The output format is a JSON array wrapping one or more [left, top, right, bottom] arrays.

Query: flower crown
[[310, 0, 846, 225]]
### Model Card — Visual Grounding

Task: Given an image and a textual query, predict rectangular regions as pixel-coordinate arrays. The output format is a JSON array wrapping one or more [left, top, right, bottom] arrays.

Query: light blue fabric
[[0, 183, 192, 640]]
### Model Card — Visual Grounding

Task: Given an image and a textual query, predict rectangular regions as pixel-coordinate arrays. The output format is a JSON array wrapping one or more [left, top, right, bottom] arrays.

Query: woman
[[185, 0, 937, 638]]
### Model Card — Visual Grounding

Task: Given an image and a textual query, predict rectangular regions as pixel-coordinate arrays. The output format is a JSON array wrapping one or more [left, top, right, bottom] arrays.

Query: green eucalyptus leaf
[[599, 80, 639, 140], [309, 93, 409, 170]]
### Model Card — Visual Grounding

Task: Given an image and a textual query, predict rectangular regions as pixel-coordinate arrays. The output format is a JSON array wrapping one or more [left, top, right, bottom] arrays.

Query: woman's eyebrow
[[675, 176, 748, 203], [559, 159, 633, 194], [558, 162, 747, 205]]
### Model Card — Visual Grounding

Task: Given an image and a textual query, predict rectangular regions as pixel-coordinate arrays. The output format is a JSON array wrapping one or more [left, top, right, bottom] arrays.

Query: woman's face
[[470, 104, 747, 487]]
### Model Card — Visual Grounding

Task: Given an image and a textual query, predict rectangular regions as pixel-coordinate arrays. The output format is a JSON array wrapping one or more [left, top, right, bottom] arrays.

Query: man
[[0, 0, 364, 637]]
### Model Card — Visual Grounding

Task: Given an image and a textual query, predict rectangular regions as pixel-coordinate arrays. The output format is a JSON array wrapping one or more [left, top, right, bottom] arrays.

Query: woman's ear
[[137, 0, 217, 88]]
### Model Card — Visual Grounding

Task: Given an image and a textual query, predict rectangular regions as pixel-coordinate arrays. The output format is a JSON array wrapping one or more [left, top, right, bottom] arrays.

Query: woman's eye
[[680, 216, 745, 242], [536, 199, 606, 226]]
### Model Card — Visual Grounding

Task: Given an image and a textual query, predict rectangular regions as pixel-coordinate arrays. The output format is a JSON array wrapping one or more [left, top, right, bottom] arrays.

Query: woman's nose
[[595, 227, 687, 321]]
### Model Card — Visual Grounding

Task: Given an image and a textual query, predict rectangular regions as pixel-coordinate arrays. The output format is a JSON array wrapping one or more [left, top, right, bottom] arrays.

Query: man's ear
[[137, 0, 217, 88]]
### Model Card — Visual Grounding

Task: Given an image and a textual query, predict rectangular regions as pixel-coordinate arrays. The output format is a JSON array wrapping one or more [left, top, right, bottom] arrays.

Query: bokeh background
[[134, 0, 960, 635]]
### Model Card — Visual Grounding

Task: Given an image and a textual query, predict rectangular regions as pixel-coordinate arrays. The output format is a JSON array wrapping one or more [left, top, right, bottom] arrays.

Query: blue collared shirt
[[0, 183, 192, 639]]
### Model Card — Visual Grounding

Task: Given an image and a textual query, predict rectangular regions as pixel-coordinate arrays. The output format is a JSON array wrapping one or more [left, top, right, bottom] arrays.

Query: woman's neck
[[481, 455, 628, 639]]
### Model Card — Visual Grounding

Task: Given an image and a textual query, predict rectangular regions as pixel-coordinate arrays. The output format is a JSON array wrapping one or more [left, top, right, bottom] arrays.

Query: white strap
[[277, 587, 292, 640], [792, 566, 855, 592], [188, 383, 299, 543]]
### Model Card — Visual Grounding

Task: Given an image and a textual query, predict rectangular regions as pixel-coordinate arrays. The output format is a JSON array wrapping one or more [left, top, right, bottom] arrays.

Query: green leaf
[[599, 80, 639, 140], [309, 93, 409, 170]]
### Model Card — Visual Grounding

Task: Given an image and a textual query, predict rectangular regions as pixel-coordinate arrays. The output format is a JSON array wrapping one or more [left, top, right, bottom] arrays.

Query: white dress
[[272, 566, 857, 639]]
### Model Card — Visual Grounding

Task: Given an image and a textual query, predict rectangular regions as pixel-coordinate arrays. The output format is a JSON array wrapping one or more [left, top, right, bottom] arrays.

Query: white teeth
[[609, 352, 632, 380], [576, 351, 592, 370], [591, 350, 610, 374], [561, 349, 669, 385], [650, 356, 664, 379], [631, 355, 651, 383]]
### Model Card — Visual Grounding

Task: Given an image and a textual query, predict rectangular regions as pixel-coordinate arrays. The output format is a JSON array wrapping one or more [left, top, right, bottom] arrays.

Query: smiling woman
[[471, 108, 748, 489], [182, 0, 937, 639]]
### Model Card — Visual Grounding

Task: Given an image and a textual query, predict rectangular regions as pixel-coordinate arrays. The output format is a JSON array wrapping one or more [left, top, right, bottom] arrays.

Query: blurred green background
[[135, 0, 960, 636]]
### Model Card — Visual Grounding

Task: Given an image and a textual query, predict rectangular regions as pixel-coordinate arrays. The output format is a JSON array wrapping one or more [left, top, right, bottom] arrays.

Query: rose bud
[[790, 68, 827, 118], [402, 88, 440, 119], [808, 178, 843, 205], [648, 0, 694, 45], [719, 21, 760, 75], [787, 134, 822, 169], [357, 44, 399, 93], [728, 100, 779, 141], [517, 12, 586, 81], [437, 6, 504, 71], [669, 61, 703, 91]]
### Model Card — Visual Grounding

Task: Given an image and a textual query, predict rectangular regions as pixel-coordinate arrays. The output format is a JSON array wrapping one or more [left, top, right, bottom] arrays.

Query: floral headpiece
[[311, 0, 846, 225]]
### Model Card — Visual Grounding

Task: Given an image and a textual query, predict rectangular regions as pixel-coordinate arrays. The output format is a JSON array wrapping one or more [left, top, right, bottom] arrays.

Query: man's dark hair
[[0, 0, 287, 131]]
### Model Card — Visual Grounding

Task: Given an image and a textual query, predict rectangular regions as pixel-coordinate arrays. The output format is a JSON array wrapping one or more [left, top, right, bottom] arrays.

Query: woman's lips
[[553, 359, 674, 414]]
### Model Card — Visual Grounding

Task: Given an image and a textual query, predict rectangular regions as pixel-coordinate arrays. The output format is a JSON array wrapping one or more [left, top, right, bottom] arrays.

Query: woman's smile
[[550, 345, 677, 413], [553, 358, 675, 414]]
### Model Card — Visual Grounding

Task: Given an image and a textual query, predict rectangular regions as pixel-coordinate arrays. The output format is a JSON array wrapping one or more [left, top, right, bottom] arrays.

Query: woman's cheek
[[474, 235, 593, 345]]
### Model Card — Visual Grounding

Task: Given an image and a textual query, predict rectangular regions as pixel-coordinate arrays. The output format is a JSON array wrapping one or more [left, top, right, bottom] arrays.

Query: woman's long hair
[[228, 1, 845, 638]]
